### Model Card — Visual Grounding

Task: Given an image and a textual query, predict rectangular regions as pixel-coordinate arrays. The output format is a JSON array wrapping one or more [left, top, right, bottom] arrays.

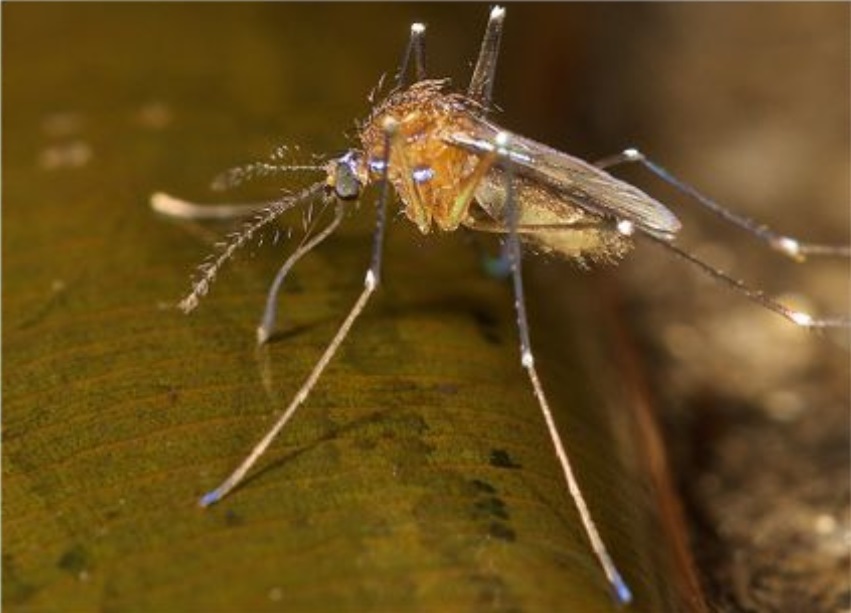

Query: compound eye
[[333, 159, 362, 201]]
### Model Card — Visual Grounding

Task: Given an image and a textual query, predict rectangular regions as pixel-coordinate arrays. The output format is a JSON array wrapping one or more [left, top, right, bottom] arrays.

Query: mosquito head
[[326, 151, 366, 201]]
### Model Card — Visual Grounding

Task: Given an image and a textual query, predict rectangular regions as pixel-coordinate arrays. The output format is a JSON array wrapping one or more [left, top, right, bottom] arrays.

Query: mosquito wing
[[446, 117, 682, 240]]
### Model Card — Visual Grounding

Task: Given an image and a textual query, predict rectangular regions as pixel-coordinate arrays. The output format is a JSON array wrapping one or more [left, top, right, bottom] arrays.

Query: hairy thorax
[[359, 80, 483, 233]]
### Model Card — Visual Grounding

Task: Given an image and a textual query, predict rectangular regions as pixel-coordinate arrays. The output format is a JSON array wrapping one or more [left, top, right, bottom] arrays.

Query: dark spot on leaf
[[488, 521, 516, 542], [469, 478, 496, 494], [489, 449, 521, 469], [470, 307, 502, 345], [57, 544, 90, 575], [475, 496, 509, 520], [225, 509, 244, 526]]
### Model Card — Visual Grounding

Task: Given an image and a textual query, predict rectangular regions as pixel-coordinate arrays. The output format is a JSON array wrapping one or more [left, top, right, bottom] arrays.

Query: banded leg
[[637, 231, 850, 329], [468, 6, 506, 108], [594, 148, 851, 260], [396, 20, 427, 88], [199, 118, 397, 507], [466, 213, 849, 329], [496, 131, 633, 604]]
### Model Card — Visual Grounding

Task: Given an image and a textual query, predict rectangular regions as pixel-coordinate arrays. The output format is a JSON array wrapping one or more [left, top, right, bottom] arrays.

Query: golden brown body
[[360, 80, 485, 233], [359, 79, 632, 264]]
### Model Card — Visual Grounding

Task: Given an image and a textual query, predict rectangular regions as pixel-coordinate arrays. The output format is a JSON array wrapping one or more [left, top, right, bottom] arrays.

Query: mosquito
[[152, 6, 850, 605]]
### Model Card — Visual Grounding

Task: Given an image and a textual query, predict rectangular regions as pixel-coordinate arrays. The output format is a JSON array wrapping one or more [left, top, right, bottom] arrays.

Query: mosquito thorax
[[359, 80, 483, 234]]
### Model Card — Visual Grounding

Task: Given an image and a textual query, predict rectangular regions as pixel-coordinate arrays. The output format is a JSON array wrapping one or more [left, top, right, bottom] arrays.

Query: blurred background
[[5, 4, 848, 611]]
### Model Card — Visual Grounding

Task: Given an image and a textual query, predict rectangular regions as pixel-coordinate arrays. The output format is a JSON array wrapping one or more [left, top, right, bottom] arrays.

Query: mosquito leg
[[199, 278, 376, 506], [495, 132, 633, 605], [199, 120, 396, 508], [639, 231, 850, 329], [594, 148, 851, 260], [448, 146, 499, 226], [377, 129, 432, 233], [396, 20, 427, 88], [257, 200, 345, 345], [467, 5, 506, 107], [468, 210, 849, 329], [151, 192, 271, 220]]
